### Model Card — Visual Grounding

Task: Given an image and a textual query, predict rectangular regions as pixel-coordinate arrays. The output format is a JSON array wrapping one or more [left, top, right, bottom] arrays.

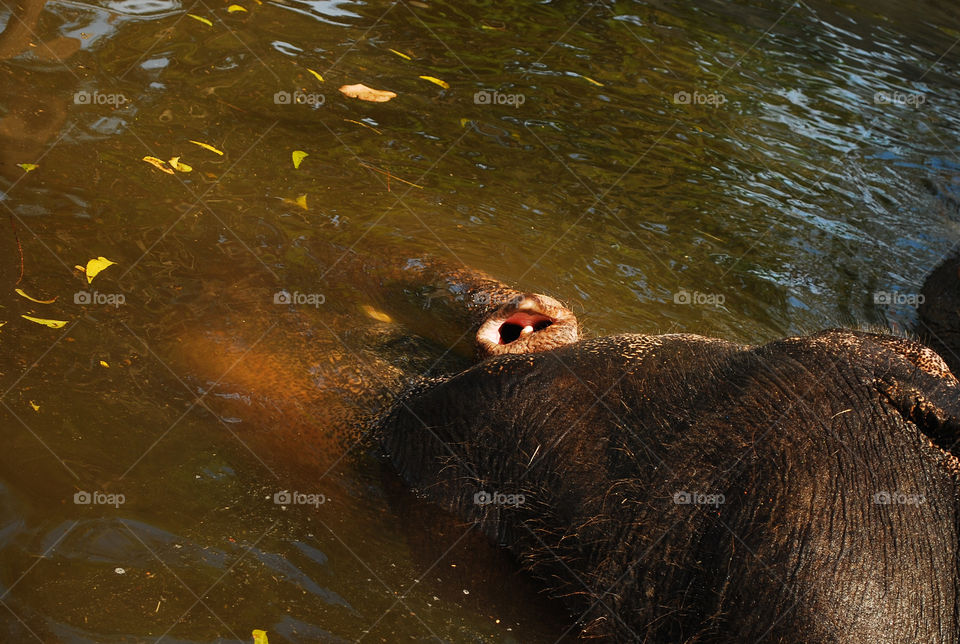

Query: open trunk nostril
[[498, 311, 554, 344]]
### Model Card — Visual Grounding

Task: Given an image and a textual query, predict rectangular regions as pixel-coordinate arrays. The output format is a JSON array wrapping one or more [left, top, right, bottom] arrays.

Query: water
[[2, 0, 960, 640]]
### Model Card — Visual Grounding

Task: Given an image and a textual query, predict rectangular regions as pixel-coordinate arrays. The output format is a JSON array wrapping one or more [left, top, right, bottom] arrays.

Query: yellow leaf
[[419, 75, 449, 89], [388, 48, 411, 60], [339, 83, 397, 103], [169, 156, 193, 172], [361, 305, 393, 323], [227, 4, 247, 12], [252, 630, 269, 644], [282, 194, 308, 210], [143, 156, 174, 175], [459, 118, 471, 128], [21, 315, 67, 329], [17, 163, 38, 172], [292, 150, 308, 169], [85, 256, 117, 283], [100, 360, 109, 367], [188, 140, 224, 156], [0, 322, 5, 328], [29, 401, 39, 411], [581, 75, 604, 87], [15, 288, 57, 304], [187, 14, 213, 26], [306, 68, 324, 82]]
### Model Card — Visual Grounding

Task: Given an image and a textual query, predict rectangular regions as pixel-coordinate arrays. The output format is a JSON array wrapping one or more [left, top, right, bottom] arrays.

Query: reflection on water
[[2, 0, 960, 640]]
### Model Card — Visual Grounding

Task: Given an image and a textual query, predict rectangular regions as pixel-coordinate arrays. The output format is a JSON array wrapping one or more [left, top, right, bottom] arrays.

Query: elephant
[[174, 243, 960, 641], [377, 290, 960, 642], [919, 249, 960, 376]]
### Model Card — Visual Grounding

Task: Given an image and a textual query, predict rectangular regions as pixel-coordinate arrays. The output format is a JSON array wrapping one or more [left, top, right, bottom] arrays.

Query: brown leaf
[[338, 84, 397, 103]]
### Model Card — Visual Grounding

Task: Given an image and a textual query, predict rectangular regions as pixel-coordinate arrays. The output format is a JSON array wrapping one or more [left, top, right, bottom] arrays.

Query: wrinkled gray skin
[[378, 285, 960, 641]]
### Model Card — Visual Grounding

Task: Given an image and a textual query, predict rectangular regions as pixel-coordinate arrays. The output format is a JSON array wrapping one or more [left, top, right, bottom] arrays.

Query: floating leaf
[[169, 156, 193, 172], [21, 314, 67, 329], [100, 360, 109, 367], [227, 4, 247, 12], [252, 630, 269, 644], [362, 305, 393, 323], [306, 68, 324, 82], [388, 48, 411, 60], [339, 83, 397, 103], [29, 401, 40, 411], [15, 288, 57, 304], [85, 256, 117, 283], [187, 14, 213, 26], [282, 194, 308, 210], [189, 140, 224, 155], [580, 75, 604, 87], [419, 75, 449, 89], [143, 156, 174, 175], [459, 118, 471, 128], [292, 150, 308, 169], [17, 163, 38, 172]]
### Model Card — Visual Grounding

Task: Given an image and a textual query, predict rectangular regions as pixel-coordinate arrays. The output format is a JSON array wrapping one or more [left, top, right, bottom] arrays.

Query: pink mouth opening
[[499, 312, 554, 344]]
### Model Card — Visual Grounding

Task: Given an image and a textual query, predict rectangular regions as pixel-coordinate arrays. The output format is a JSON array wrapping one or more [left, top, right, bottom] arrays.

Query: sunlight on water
[[1, 0, 960, 640]]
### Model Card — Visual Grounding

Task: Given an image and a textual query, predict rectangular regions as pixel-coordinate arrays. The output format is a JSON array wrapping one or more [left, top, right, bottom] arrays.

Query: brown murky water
[[2, 0, 960, 641]]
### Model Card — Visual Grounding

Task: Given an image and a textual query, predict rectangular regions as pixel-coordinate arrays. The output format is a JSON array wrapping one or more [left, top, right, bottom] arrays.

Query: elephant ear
[[866, 333, 960, 476]]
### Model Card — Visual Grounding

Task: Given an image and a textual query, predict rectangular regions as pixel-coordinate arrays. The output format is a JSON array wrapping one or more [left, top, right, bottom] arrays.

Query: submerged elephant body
[[379, 328, 960, 641], [175, 243, 960, 640]]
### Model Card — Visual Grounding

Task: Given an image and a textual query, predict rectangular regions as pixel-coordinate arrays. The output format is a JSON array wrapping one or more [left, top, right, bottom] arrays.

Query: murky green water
[[2, 0, 960, 640]]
